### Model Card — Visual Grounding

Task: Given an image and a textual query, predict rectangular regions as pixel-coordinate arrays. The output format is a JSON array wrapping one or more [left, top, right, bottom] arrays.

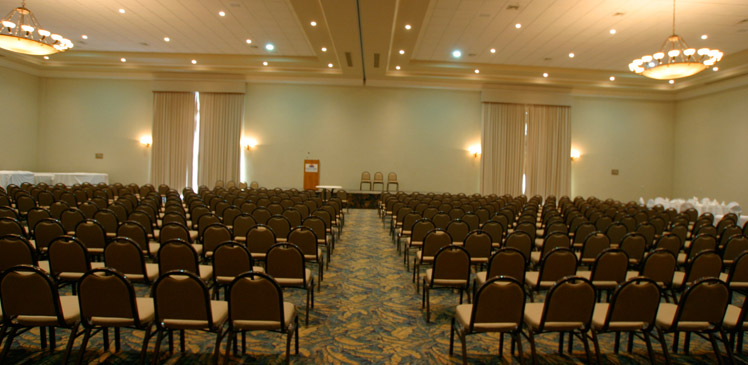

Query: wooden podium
[[303, 160, 320, 190]]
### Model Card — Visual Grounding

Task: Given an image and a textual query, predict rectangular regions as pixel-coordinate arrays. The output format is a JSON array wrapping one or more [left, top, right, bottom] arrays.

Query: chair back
[[485, 247, 526, 285], [538, 247, 578, 282], [197, 213, 221, 240], [213, 242, 254, 279], [26, 207, 51, 235], [159, 222, 192, 244], [232, 214, 257, 239], [79, 268, 142, 327], [0, 217, 27, 238], [669, 278, 729, 330], [581, 232, 610, 261], [282, 208, 303, 227], [654, 233, 682, 256], [422, 229, 452, 257], [265, 243, 306, 282], [0, 265, 66, 326], [605, 223, 628, 245], [158, 239, 200, 274], [287, 227, 318, 257], [302, 216, 327, 242], [602, 277, 661, 331], [266, 215, 292, 241], [514, 222, 536, 241], [153, 271, 215, 329], [229, 271, 287, 330], [252, 207, 272, 225], [104, 237, 148, 279], [539, 232, 571, 257], [688, 234, 718, 260], [75, 219, 107, 251], [202, 223, 233, 254], [683, 250, 723, 285], [360, 171, 371, 181], [639, 249, 677, 287], [504, 231, 532, 263], [463, 230, 492, 262], [480, 221, 504, 245], [33, 218, 65, 252], [410, 219, 435, 243], [246, 224, 277, 256], [619, 232, 647, 264], [573, 223, 596, 244], [48, 236, 90, 277], [430, 245, 470, 282], [117, 220, 150, 252], [539, 276, 596, 332], [589, 248, 628, 283], [470, 277, 525, 332], [94, 209, 119, 235], [0, 234, 38, 271]]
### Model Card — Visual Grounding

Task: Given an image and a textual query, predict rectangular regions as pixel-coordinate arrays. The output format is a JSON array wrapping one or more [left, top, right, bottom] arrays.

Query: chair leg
[[526, 330, 538, 365], [708, 333, 724, 365], [580, 330, 593, 365], [180, 329, 186, 353], [115, 327, 121, 352], [449, 318, 455, 355], [1, 327, 18, 363], [590, 329, 602, 364], [50, 326, 56, 350], [294, 316, 300, 354], [152, 329, 164, 365], [425, 284, 431, 323], [223, 330, 234, 365], [285, 326, 292, 365], [643, 330, 656, 364], [656, 327, 671, 365], [62, 323, 81, 365], [140, 326, 153, 365], [614, 331, 620, 353], [719, 329, 734, 364], [514, 332, 525, 365], [77, 327, 92, 365], [41, 326, 47, 349]]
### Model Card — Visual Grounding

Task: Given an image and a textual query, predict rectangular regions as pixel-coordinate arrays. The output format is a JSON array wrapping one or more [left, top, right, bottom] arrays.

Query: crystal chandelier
[[0, 0, 73, 56], [629, 0, 722, 80]]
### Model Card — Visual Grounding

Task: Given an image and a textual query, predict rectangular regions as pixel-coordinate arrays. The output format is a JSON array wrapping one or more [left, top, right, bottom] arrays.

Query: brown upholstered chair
[[287, 227, 324, 289], [265, 243, 314, 325], [201, 223, 233, 259], [422, 245, 471, 322], [48, 236, 105, 294], [372, 172, 384, 191], [577, 248, 629, 301], [359, 171, 371, 191], [246, 224, 277, 262], [157, 239, 213, 283], [212, 241, 263, 300], [386, 172, 398, 192], [224, 271, 299, 364], [525, 247, 578, 301], [104, 237, 158, 284]]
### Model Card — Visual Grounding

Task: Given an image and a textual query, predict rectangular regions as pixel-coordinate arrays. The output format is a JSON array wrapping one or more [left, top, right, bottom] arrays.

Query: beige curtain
[[151, 92, 197, 192], [197, 93, 243, 187], [526, 104, 571, 198], [480, 103, 526, 195]]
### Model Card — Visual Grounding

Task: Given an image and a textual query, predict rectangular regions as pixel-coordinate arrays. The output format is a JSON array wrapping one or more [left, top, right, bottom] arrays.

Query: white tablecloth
[[41, 172, 109, 185], [0, 170, 35, 188], [641, 196, 742, 217]]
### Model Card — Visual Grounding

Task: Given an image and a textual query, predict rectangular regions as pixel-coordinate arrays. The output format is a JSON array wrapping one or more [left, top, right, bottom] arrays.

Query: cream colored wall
[[570, 96, 675, 202], [36, 78, 153, 184], [0, 66, 39, 170], [672, 85, 748, 208], [243, 83, 482, 193]]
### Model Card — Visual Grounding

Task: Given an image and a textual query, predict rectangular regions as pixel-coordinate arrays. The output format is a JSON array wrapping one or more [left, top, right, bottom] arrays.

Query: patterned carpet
[[4, 209, 745, 364]]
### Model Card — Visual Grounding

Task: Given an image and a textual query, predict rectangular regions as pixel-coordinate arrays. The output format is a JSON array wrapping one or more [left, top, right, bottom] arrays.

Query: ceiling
[[1, 0, 747, 93]]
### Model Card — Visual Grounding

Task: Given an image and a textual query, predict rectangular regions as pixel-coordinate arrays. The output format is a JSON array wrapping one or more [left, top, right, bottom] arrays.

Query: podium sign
[[303, 160, 320, 190]]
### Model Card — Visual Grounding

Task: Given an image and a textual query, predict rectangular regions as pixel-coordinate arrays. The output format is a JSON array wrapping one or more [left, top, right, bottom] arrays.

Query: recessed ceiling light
[[490, 48, 496, 54], [701, 34, 708, 40], [404, 24, 412, 30], [265, 43, 275, 51], [310, 21, 317, 27], [118, 8, 125, 14], [218, 11, 226, 17], [609, 29, 617, 35], [321, 47, 327, 52], [245, 39, 252, 44], [474, 69, 480, 74], [328, 63, 333, 68], [191, 59, 197, 64], [543, 72, 549, 78], [164, 37, 170, 42], [262, 61, 268, 66], [395, 65, 401, 70], [515, 23, 522, 29], [452, 50, 462, 58], [568, 52, 575, 58], [81, 35, 88, 40], [399, 49, 405, 55], [120, 58, 126, 63], [43, 56, 49, 60], [712, 66, 719, 71], [668, 79, 675, 84], [609, 76, 615, 81]]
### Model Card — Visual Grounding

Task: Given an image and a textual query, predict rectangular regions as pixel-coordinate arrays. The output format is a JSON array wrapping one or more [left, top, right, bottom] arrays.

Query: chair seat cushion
[[591, 303, 647, 331], [15, 295, 80, 326], [655, 302, 712, 331], [161, 300, 228, 330], [524, 302, 584, 331], [456, 304, 518, 332], [425, 269, 468, 287], [232, 302, 296, 331], [274, 269, 312, 287], [723, 304, 742, 329], [90, 297, 155, 327]]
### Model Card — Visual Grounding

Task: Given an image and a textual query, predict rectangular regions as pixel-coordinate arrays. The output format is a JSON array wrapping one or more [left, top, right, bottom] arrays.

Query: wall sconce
[[570, 148, 581, 161], [241, 137, 258, 151], [468, 144, 482, 158], [139, 135, 152, 148]]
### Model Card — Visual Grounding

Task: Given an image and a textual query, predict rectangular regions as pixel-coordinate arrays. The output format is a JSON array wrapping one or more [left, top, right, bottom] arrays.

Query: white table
[[44, 172, 109, 185], [316, 185, 342, 201], [0, 170, 35, 188]]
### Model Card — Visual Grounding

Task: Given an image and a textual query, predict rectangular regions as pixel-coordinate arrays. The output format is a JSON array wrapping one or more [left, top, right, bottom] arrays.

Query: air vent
[[613, 12, 625, 16], [506, 4, 519, 10], [738, 18, 748, 24], [373, 53, 380, 68], [345, 52, 353, 67]]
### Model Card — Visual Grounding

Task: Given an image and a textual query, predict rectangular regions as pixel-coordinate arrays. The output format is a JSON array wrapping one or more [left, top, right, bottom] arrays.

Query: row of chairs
[[360, 172, 398, 191]]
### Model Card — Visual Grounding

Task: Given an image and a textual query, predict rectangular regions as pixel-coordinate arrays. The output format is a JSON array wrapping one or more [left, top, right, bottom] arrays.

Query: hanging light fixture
[[629, 0, 722, 80], [0, 0, 73, 56]]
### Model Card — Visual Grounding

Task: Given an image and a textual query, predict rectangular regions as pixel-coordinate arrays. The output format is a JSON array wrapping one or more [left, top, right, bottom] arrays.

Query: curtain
[[197, 93, 244, 187], [151, 92, 197, 192], [480, 103, 526, 195], [526, 105, 571, 198]]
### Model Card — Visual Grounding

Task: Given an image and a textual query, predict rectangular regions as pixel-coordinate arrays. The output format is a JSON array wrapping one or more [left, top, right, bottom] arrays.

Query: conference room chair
[[74, 219, 108, 257], [618, 232, 647, 267], [151, 271, 228, 364], [158, 239, 213, 284], [0, 217, 28, 239], [522, 276, 596, 364], [202, 223, 233, 259], [48, 236, 105, 294], [577, 248, 629, 301], [0, 206, 20, 221], [635, 222, 657, 249], [107, 201, 129, 224], [413, 229, 452, 286], [671, 250, 723, 295], [572, 222, 597, 250], [76, 268, 156, 364], [104, 237, 159, 285], [654, 233, 683, 257], [448, 207, 466, 220], [372, 172, 384, 191], [359, 171, 372, 191], [578, 232, 611, 267], [303, 215, 333, 258], [220, 206, 242, 228], [265, 243, 314, 325], [451, 276, 526, 364], [25, 207, 50, 236], [589, 277, 662, 363], [224, 271, 299, 364], [267, 215, 292, 243], [403, 218, 435, 268], [530, 232, 571, 266], [282, 207, 303, 227], [605, 222, 628, 246], [250, 207, 272, 225], [472, 247, 526, 296], [463, 230, 492, 267], [0, 234, 49, 272], [230, 214, 256, 243], [525, 247, 578, 301], [626, 248, 678, 302], [212, 242, 263, 300], [197, 213, 222, 243], [14, 193, 36, 219], [93, 209, 119, 239], [504, 231, 533, 266], [246, 224, 277, 262], [422, 245, 471, 322], [655, 278, 733, 364], [446, 219, 470, 245], [60, 208, 86, 235], [287, 227, 324, 289], [77, 201, 99, 220], [0, 265, 84, 364], [386, 172, 399, 192], [679, 233, 717, 265]]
